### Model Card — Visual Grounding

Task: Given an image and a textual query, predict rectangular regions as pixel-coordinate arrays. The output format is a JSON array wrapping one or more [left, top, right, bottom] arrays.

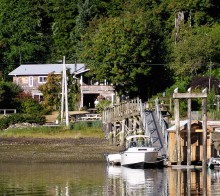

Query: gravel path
[[0, 137, 122, 163]]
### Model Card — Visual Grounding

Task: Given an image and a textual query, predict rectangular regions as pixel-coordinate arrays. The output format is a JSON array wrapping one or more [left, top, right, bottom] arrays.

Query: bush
[[0, 113, 46, 130], [16, 92, 46, 115], [96, 99, 111, 114]]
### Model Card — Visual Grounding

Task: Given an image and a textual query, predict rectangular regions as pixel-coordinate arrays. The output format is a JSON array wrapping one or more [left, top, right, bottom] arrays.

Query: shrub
[[96, 99, 111, 114], [16, 92, 46, 115], [0, 113, 46, 130]]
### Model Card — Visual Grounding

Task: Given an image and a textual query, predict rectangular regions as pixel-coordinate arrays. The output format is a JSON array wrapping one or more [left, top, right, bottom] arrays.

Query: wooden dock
[[102, 98, 169, 157]]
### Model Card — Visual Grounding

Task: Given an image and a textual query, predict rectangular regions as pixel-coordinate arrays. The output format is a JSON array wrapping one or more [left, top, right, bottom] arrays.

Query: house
[[8, 64, 116, 110], [167, 120, 220, 164]]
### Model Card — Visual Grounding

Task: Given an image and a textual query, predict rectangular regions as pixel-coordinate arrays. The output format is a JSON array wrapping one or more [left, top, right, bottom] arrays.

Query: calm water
[[0, 162, 220, 195]]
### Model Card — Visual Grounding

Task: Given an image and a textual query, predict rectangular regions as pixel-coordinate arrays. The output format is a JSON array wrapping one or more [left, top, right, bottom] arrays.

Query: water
[[1, 162, 220, 195]]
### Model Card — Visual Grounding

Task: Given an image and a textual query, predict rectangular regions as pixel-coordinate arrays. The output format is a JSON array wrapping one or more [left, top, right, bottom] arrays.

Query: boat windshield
[[129, 137, 152, 148]]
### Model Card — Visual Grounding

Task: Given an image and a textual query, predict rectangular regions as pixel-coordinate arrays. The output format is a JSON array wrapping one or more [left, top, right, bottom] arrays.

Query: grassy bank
[[0, 121, 105, 139]]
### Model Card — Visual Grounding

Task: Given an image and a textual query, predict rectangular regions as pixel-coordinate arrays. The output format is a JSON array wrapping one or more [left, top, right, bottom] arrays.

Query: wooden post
[[120, 120, 125, 146], [202, 91, 207, 169], [187, 88, 191, 166], [187, 169, 191, 196], [108, 123, 113, 145], [113, 122, 116, 145], [203, 167, 207, 196], [175, 98, 181, 165], [174, 88, 181, 165]]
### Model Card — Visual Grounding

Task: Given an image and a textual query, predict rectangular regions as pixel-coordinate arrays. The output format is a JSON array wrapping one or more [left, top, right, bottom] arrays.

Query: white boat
[[105, 153, 121, 165], [120, 135, 162, 168]]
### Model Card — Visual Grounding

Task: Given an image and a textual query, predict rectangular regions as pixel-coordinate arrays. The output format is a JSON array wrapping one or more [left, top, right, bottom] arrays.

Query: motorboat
[[120, 135, 162, 168]]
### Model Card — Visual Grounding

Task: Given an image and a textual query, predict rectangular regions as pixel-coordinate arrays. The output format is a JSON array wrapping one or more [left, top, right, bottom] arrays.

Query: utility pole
[[61, 56, 69, 128], [61, 65, 65, 124], [64, 56, 69, 128]]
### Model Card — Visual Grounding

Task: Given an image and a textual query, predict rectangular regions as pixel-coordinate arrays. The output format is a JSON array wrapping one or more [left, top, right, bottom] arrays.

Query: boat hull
[[121, 150, 161, 168]]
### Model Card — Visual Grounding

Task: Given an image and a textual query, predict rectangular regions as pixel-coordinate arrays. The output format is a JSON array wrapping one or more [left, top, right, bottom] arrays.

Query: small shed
[[167, 120, 220, 164]]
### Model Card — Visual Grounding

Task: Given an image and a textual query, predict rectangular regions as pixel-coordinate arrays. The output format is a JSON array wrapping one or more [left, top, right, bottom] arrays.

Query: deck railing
[[102, 98, 141, 123], [0, 109, 16, 115]]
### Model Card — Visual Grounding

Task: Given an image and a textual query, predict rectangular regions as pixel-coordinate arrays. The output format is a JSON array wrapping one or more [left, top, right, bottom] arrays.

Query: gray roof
[[8, 64, 89, 76]]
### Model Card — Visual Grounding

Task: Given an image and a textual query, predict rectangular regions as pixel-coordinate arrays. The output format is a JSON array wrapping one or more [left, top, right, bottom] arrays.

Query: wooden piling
[[187, 88, 191, 166], [120, 120, 125, 146], [174, 98, 181, 165], [202, 92, 207, 191]]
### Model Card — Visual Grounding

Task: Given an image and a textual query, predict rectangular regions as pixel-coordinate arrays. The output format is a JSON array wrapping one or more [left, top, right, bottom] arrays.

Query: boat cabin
[[126, 135, 153, 148]]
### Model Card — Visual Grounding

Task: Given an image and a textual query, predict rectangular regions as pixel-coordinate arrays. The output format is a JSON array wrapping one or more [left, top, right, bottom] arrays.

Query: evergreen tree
[[0, 0, 51, 66]]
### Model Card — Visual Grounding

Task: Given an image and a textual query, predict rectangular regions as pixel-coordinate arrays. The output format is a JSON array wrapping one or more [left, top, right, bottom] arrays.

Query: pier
[[102, 98, 169, 158], [103, 92, 220, 167]]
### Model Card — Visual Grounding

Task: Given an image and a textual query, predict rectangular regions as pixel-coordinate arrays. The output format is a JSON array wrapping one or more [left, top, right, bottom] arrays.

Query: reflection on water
[[1, 162, 220, 195], [0, 162, 106, 196], [107, 166, 168, 195]]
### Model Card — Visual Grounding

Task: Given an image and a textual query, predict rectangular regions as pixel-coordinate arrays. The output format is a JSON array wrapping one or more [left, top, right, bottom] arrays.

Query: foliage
[[45, 0, 78, 61], [190, 76, 220, 94], [78, 7, 168, 97], [0, 0, 51, 66], [207, 88, 217, 111], [96, 99, 111, 114], [16, 92, 45, 114], [39, 72, 61, 112], [0, 113, 46, 130], [75, 0, 96, 37], [66, 69, 81, 111], [0, 81, 23, 108], [169, 26, 214, 80], [38, 69, 81, 112], [1, 0, 220, 104]]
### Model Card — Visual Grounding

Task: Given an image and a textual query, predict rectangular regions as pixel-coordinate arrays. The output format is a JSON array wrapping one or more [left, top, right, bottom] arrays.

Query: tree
[[169, 24, 220, 83], [78, 8, 167, 98], [46, 0, 78, 61], [66, 69, 81, 110], [38, 72, 61, 112], [0, 81, 23, 108], [0, 0, 51, 66], [39, 70, 81, 112]]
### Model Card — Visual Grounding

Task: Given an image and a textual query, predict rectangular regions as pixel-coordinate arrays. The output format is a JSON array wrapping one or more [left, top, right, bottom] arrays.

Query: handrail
[[154, 98, 168, 155]]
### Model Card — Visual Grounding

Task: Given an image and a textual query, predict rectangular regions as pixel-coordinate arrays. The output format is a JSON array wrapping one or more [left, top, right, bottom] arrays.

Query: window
[[38, 76, 47, 83], [29, 76, 33, 87]]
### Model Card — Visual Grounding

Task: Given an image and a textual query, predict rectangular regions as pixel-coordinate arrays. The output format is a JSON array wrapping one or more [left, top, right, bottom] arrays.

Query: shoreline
[[0, 137, 122, 163]]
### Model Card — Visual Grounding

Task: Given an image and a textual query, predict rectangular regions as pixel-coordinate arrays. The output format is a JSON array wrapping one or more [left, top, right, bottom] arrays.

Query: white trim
[[38, 76, 47, 83], [28, 76, 33, 87]]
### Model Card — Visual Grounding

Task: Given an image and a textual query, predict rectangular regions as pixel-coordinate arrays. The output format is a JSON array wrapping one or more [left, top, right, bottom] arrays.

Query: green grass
[[0, 122, 105, 138]]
